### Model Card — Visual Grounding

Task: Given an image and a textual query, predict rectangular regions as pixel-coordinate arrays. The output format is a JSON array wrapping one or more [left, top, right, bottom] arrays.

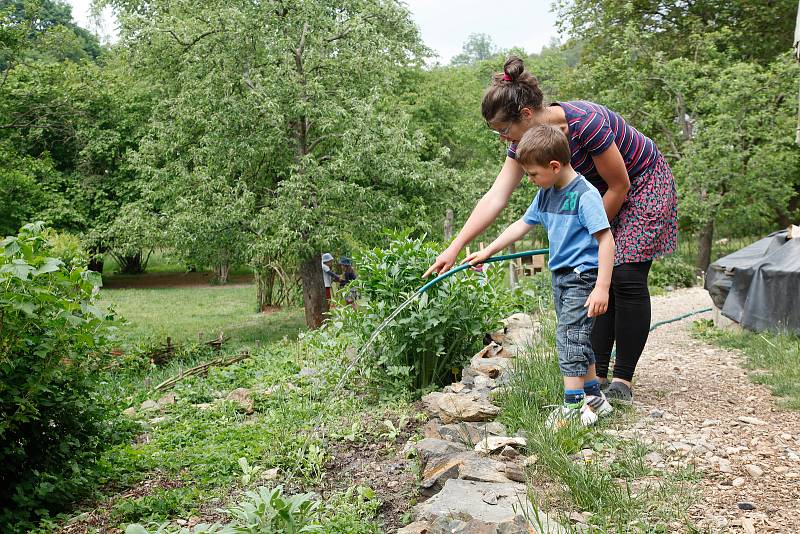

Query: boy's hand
[[584, 287, 609, 318], [462, 250, 492, 267]]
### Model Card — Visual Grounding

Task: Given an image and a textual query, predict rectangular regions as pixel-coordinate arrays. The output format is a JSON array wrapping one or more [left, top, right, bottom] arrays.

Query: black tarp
[[705, 231, 800, 333]]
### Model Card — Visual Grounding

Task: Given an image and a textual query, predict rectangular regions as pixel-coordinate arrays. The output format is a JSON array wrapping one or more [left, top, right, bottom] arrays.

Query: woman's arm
[[592, 143, 630, 221], [423, 157, 525, 277]]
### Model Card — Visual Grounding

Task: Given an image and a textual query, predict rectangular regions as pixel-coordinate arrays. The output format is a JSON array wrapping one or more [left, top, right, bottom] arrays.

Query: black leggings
[[592, 261, 652, 382]]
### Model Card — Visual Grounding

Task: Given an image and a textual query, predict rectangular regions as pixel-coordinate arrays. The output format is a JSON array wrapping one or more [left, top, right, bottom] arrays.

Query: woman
[[424, 56, 678, 402]]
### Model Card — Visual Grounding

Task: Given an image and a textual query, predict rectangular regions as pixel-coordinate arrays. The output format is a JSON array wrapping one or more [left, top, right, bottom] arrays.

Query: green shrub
[[309, 235, 510, 391], [649, 256, 698, 290], [0, 222, 127, 529]]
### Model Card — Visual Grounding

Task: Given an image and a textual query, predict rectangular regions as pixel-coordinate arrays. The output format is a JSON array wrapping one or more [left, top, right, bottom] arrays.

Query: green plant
[[309, 235, 511, 391], [238, 457, 264, 486], [0, 222, 129, 529], [649, 256, 699, 290], [226, 486, 322, 533]]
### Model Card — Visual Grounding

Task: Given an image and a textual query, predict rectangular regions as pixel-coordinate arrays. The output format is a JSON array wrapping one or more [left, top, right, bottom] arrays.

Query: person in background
[[338, 257, 358, 309], [321, 253, 341, 302]]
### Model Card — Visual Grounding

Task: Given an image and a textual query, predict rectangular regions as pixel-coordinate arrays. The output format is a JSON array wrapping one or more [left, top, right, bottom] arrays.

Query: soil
[[102, 272, 254, 289]]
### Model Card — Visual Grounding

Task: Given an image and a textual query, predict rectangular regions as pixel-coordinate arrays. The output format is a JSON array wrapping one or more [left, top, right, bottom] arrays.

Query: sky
[[65, 0, 560, 62]]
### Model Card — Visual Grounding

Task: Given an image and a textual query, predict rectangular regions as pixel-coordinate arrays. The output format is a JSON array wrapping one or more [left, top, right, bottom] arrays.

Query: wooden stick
[[154, 352, 249, 392]]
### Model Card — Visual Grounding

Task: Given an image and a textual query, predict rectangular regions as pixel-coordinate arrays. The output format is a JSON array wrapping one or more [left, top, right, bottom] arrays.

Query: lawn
[[97, 284, 306, 347]]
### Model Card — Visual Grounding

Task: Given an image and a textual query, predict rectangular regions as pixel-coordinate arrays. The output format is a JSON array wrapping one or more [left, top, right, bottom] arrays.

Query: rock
[[265, 467, 279, 480], [387, 480, 399, 488], [731, 477, 745, 487], [459, 456, 509, 483], [648, 409, 664, 418], [424, 419, 444, 440], [469, 354, 512, 380], [717, 458, 733, 473], [481, 492, 498, 505], [744, 464, 763, 477], [475, 436, 526, 454], [499, 446, 520, 459], [193, 402, 213, 410], [420, 453, 470, 496], [736, 502, 756, 511], [149, 416, 166, 424], [523, 455, 539, 467], [741, 518, 756, 534], [397, 521, 431, 534], [122, 407, 136, 417], [472, 375, 497, 391], [438, 393, 500, 424], [445, 382, 467, 394], [297, 367, 317, 377], [423, 391, 446, 416], [737, 416, 766, 425], [774, 466, 789, 474], [645, 452, 664, 465], [176, 519, 187, 526], [140, 399, 158, 411], [501, 313, 539, 349], [483, 422, 507, 435], [156, 392, 176, 407], [226, 388, 254, 414], [414, 479, 562, 533], [503, 463, 526, 482], [415, 438, 469, 470]]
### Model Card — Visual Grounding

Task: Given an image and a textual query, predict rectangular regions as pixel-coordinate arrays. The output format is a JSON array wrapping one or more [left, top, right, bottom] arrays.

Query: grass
[[39, 336, 408, 533], [497, 308, 700, 533], [98, 285, 305, 347], [692, 319, 800, 410], [32, 275, 411, 532]]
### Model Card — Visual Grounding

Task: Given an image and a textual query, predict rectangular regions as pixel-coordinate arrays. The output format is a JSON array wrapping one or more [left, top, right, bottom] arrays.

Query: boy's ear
[[549, 160, 562, 173]]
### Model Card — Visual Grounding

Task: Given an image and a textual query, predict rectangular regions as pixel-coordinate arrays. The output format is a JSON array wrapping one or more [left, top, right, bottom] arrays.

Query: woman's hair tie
[[502, 73, 512, 81]]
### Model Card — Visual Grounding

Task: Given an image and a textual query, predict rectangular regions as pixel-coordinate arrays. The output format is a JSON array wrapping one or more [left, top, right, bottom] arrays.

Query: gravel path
[[631, 287, 800, 533]]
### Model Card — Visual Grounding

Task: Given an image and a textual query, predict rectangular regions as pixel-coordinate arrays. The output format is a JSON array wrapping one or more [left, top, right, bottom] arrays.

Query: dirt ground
[[634, 287, 800, 532], [102, 272, 254, 289]]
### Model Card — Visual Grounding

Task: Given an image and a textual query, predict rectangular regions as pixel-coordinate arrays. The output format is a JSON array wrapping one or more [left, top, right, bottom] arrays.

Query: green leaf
[[33, 258, 64, 276], [0, 260, 35, 279]]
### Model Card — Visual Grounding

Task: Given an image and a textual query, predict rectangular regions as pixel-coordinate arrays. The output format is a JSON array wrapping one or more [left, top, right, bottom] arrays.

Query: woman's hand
[[423, 246, 460, 278]]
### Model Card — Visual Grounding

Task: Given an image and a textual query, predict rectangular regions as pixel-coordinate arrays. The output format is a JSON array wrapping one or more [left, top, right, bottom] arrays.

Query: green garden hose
[[418, 248, 549, 294]]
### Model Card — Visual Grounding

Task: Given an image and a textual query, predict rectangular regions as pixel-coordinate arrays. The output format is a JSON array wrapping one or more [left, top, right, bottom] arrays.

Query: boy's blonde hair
[[516, 124, 571, 167]]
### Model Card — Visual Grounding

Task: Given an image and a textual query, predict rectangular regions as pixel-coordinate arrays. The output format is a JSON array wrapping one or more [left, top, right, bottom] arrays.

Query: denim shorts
[[552, 268, 598, 377]]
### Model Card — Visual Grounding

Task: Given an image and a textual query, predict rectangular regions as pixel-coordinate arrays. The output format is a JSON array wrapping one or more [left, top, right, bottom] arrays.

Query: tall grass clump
[[497, 312, 699, 532]]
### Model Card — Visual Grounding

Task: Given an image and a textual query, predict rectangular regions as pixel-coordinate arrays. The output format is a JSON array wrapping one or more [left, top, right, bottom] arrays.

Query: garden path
[[634, 287, 800, 533]]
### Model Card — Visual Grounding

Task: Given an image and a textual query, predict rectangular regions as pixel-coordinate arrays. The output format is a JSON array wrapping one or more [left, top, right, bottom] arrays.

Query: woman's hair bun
[[503, 56, 525, 82]]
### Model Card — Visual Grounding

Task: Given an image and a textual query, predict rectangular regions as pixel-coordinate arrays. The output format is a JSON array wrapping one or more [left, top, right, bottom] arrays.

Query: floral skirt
[[611, 153, 678, 265]]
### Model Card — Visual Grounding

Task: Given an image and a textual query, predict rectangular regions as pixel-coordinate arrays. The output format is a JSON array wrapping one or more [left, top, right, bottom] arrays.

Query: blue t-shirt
[[523, 175, 610, 272]]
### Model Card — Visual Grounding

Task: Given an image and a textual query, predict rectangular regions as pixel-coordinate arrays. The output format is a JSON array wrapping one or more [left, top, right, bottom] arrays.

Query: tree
[[105, 0, 450, 327], [450, 33, 500, 65]]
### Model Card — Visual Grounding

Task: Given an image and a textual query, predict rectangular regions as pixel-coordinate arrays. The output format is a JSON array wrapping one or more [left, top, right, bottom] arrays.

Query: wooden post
[[444, 209, 454, 242], [508, 243, 518, 289]]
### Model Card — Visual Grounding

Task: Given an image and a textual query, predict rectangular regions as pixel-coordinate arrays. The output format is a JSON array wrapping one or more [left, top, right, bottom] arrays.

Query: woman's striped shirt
[[508, 101, 658, 193]]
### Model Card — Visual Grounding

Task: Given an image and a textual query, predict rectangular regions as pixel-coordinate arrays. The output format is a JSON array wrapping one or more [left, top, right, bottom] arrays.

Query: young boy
[[464, 125, 615, 426]]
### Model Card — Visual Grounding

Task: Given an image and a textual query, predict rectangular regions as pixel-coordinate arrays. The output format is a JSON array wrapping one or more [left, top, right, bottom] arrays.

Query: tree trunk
[[116, 253, 146, 274], [88, 256, 104, 274], [256, 268, 277, 311], [697, 220, 715, 272], [214, 262, 230, 285], [299, 253, 326, 329]]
